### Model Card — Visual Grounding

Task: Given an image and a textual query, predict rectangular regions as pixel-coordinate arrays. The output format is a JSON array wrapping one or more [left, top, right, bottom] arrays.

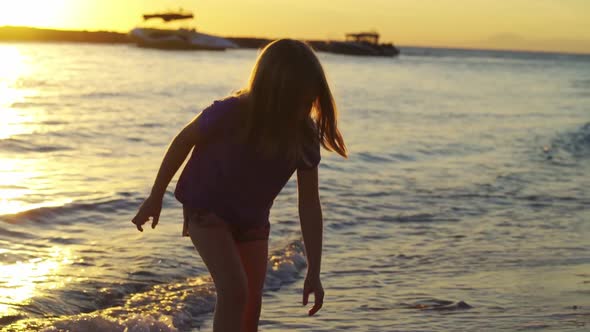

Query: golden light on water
[[0, 157, 73, 215], [0, 44, 77, 317], [0, 45, 38, 215], [0, 109, 34, 140], [0, 45, 34, 140], [0, 45, 73, 216], [0, 46, 26, 80], [0, 246, 73, 316], [0, 158, 34, 215]]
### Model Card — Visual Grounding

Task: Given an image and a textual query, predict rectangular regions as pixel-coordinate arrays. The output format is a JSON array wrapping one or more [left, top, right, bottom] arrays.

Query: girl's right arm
[[131, 116, 203, 232], [297, 166, 325, 316]]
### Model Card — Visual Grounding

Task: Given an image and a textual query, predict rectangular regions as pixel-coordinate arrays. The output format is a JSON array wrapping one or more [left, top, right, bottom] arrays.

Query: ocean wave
[[14, 77, 56, 89], [76, 91, 137, 99], [9, 101, 60, 109], [3, 240, 307, 332], [355, 212, 461, 225], [571, 79, 590, 89], [356, 151, 417, 163], [0, 193, 145, 224], [401, 298, 473, 311], [415, 143, 491, 158], [539, 122, 590, 162], [554, 122, 590, 157], [39, 120, 70, 126], [0, 225, 36, 239], [0, 137, 72, 153], [138, 122, 164, 128]]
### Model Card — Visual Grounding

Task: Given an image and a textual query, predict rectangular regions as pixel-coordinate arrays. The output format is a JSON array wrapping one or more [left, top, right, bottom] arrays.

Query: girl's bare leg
[[188, 214, 248, 332], [237, 239, 269, 332]]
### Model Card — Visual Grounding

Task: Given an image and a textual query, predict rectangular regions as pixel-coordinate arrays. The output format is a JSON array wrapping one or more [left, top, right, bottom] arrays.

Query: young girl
[[131, 39, 347, 332]]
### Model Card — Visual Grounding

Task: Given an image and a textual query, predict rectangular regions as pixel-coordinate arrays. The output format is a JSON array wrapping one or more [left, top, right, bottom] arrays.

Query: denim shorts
[[182, 206, 270, 243]]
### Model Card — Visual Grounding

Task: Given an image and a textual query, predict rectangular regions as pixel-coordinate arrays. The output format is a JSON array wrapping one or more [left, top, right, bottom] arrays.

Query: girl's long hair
[[236, 39, 347, 162]]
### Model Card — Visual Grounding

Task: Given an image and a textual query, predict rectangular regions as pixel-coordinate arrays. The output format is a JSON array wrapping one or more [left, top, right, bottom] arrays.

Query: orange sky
[[0, 0, 589, 54]]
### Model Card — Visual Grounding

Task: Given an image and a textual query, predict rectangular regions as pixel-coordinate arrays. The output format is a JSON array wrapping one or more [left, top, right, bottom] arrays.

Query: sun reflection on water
[[0, 108, 35, 140], [0, 45, 27, 80], [0, 158, 36, 215], [0, 157, 73, 215], [0, 44, 76, 318], [0, 45, 60, 216], [0, 45, 34, 139], [0, 246, 73, 316]]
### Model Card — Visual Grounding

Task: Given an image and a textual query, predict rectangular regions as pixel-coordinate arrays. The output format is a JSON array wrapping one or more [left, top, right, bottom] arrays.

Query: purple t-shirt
[[174, 96, 320, 229]]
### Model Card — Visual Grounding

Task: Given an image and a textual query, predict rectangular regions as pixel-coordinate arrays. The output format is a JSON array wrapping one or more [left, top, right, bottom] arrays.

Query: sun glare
[[0, 45, 33, 139], [0, 45, 49, 215], [0, 108, 34, 140], [0, 0, 71, 28], [0, 158, 36, 215], [0, 246, 73, 316], [0, 46, 26, 80], [0, 157, 73, 216]]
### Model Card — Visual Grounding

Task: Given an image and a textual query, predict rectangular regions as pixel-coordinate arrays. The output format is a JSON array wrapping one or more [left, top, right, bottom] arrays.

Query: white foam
[[8, 239, 307, 332], [40, 314, 177, 332]]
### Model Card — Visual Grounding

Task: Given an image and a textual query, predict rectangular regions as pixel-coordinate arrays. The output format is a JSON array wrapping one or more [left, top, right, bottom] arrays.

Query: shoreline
[[0, 26, 362, 55], [0, 26, 276, 49], [1, 26, 589, 57], [0, 26, 130, 44]]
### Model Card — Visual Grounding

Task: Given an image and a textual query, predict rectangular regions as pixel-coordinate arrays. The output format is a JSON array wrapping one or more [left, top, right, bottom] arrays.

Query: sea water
[[0, 43, 589, 331]]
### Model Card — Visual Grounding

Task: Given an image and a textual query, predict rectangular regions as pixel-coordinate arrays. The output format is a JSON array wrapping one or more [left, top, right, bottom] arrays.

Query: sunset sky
[[0, 0, 589, 53]]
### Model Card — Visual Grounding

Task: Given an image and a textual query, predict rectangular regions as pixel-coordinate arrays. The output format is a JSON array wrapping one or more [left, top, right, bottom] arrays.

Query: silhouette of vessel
[[325, 32, 399, 57], [142, 12, 194, 22], [129, 10, 238, 51]]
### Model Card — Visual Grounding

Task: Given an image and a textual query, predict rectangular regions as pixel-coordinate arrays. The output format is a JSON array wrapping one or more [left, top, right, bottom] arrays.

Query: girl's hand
[[302, 275, 324, 316], [131, 195, 162, 232]]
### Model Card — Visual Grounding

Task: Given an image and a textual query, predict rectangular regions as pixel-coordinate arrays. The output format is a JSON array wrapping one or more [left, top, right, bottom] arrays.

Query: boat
[[142, 12, 194, 22], [324, 32, 399, 57], [129, 10, 238, 51]]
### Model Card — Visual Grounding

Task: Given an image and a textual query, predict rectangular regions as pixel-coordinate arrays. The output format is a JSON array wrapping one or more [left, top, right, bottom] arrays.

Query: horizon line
[[1, 25, 590, 56]]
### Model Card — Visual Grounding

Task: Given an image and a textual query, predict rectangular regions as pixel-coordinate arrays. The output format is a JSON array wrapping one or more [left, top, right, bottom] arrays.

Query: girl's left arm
[[149, 120, 201, 199], [131, 118, 202, 231]]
